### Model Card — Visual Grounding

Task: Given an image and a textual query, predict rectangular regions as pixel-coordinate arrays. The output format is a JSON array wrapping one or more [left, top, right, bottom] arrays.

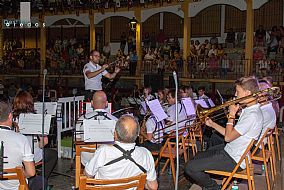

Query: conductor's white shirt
[[0, 127, 34, 190], [83, 61, 108, 91], [85, 141, 157, 184], [224, 104, 263, 169]]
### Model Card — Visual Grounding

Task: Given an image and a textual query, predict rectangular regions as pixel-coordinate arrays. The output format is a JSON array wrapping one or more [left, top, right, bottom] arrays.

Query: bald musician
[[76, 91, 117, 165], [185, 76, 263, 190], [85, 115, 158, 190]]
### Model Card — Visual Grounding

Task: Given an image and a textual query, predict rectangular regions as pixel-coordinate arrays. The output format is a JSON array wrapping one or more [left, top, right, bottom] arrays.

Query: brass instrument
[[139, 110, 151, 143], [196, 87, 282, 123]]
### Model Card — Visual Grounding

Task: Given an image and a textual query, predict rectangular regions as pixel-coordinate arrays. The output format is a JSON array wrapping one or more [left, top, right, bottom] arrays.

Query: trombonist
[[83, 50, 121, 101], [184, 76, 263, 190]]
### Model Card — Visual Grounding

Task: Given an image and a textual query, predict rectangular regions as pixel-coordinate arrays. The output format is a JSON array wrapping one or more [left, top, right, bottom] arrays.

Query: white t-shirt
[[83, 61, 108, 91], [165, 103, 187, 133], [0, 127, 34, 190], [258, 103, 276, 146], [85, 141, 157, 186], [146, 116, 165, 143], [76, 109, 118, 165], [224, 104, 263, 169]]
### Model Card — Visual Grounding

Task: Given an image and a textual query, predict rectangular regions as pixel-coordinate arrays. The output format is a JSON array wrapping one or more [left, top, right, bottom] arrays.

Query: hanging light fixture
[[129, 17, 138, 31]]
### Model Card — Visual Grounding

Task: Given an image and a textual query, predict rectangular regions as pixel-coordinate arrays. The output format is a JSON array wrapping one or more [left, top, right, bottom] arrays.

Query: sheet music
[[146, 99, 168, 122], [83, 120, 116, 142], [34, 102, 58, 116], [181, 98, 196, 116], [85, 102, 112, 114], [195, 99, 215, 108], [18, 113, 52, 135]]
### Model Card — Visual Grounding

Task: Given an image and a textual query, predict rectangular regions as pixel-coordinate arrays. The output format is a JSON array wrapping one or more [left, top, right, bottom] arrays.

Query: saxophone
[[139, 111, 151, 144]]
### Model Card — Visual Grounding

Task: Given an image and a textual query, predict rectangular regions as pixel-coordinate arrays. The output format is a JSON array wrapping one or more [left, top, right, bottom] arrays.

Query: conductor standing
[[83, 50, 120, 101]]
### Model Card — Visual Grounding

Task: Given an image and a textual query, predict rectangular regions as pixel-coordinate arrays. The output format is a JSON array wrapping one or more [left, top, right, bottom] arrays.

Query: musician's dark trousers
[[44, 148, 58, 180], [184, 144, 241, 190]]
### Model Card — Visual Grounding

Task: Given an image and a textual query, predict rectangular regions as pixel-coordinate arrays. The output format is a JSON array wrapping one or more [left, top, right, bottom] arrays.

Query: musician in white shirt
[[165, 89, 187, 133], [83, 50, 120, 101]]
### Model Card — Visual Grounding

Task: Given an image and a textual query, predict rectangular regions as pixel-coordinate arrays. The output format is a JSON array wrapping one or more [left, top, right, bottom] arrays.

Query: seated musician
[[139, 86, 155, 117], [252, 79, 276, 152], [13, 91, 57, 185], [0, 99, 42, 190], [184, 76, 263, 190], [164, 89, 187, 133], [76, 91, 117, 165], [84, 115, 158, 190], [140, 115, 165, 151]]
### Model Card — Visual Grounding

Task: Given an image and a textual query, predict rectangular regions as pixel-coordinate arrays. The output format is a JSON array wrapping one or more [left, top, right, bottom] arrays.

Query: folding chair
[[75, 143, 99, 189], [251, 128, 275, 190], [1, 166, 29, 190], [79, 173, 147, 190], [272, 126, 281, 161], [206, 139, 255, 190], [184, 125, 198, 157], [151, 134, 188, 184]]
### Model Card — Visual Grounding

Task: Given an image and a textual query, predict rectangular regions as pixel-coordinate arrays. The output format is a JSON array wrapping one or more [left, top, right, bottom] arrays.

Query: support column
[[182, 2, 190, 78], [220, 5, 226, 41], [89, 12, 96, 51], [135, 8, 142, 88], [104, 18, 111, 44], [0, 16, 3, 61], [40, 15, 46, 80], [245, 0, 254, 76]]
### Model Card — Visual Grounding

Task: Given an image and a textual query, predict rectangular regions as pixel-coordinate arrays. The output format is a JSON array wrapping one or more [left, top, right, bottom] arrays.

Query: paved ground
[[49, 130, 284, 190]]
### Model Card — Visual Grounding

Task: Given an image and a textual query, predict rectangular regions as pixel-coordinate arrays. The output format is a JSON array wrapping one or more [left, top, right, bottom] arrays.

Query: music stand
[[0, 141, 4, 179]]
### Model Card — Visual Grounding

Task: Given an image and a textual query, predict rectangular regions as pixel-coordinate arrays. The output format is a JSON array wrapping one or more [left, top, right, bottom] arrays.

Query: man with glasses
[[83, 50, 121, 101]]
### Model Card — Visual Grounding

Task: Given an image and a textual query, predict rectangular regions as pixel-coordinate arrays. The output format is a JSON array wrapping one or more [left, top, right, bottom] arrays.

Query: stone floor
[[48, 130, 284, 190]]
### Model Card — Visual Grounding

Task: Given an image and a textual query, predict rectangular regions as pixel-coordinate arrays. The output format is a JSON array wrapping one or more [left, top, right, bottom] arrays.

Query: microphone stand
[[42, 69, 47, 190], [173, 71, 179, 190]]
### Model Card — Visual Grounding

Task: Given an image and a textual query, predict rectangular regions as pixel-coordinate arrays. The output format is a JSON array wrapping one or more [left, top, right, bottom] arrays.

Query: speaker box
[[144, 74, 164, 92]]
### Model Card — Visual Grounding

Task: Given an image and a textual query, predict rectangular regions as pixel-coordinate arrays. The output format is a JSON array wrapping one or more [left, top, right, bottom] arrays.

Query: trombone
[[196, 86, 282, 123]]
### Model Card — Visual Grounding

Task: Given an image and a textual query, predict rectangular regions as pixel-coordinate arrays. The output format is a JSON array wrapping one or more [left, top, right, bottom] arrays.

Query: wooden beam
[[104, 17, 111, 44], [135, 8, 142, 89], [182, 2, 190, 78], [89, 12, 96, 51], [245, 0, 254, 76]]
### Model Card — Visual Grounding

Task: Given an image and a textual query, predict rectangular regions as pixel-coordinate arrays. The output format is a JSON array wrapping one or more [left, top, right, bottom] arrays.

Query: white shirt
[[0, 127, 34, 190], [224, 104, 263, 169], [85, 141, 157, 185], [83, 61, 108, 91], [165, 103, 187, 133], [146, 117, 165, 143], [258, 103, 276, 146], [76, 109, 118, 165]]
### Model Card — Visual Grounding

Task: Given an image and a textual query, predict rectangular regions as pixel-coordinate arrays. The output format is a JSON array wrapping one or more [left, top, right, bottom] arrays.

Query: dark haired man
[[83, 50, 121, 101]]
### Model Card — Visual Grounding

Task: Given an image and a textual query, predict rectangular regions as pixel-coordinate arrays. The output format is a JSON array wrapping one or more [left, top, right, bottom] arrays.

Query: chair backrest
[[75, 143, 100, 188], [79, 173, 147, 190], [251, 128, 271, 156], [222, 139, 255, 189], [1, 166, 28, 190]]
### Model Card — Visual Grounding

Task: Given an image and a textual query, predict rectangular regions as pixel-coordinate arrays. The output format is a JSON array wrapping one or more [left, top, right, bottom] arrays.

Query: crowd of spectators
[[253, 25, 284, 77]]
